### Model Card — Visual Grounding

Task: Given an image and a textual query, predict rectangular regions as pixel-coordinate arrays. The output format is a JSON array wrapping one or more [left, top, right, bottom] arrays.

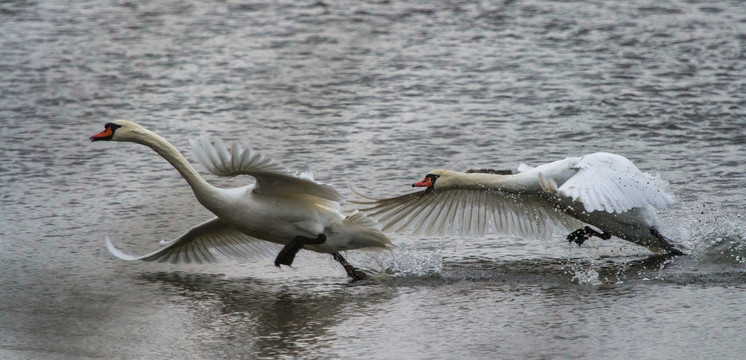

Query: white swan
[[90, 120, 392, 280], [352, 152, 684, 255]]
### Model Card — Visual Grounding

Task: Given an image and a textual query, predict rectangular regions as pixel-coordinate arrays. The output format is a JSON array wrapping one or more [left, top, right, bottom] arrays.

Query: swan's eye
[[104, 122, 123, 135], [104, 122, 122, 131]]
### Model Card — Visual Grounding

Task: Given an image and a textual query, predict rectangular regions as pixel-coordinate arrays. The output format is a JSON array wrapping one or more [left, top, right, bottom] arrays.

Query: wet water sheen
[[1, 0, 745, 359]]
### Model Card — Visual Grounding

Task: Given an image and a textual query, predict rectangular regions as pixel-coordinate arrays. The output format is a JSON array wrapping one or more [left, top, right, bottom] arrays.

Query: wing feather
[[386, 194, 432, 232], [558, 152, 676, 213], [438, 191, 460, 235], [105, 218, 283, 264], [491, 195, 502, 231], [395, 195, 435, 232], [190, 135, 343, 202], [378, 193, 428, 225], [414, 196, 441, 235], [352, 188, 583, 239], [463, 191, 475, 235]]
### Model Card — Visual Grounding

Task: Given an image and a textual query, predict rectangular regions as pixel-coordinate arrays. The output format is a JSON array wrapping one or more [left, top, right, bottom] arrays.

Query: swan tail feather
[[340, 212, 394, 250]]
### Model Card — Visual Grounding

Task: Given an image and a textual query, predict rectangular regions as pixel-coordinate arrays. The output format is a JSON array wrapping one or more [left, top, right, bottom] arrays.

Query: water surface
[[1, 0, 745, 359]]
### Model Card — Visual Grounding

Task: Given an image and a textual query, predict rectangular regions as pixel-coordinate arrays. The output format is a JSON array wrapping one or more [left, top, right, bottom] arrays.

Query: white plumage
[[352, 152, 683, 255], [104, 218, 280, 263], [557, 153, 675, 213], [91, 120, 391, 279]]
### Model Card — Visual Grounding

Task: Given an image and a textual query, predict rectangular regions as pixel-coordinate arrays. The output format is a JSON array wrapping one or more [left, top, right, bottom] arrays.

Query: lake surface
[[1, 0, 745, 358]]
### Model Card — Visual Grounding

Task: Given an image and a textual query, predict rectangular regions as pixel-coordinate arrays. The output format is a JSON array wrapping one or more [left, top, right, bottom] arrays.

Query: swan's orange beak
[[412, 177, 433, 187], [90, 127, 113, 141]]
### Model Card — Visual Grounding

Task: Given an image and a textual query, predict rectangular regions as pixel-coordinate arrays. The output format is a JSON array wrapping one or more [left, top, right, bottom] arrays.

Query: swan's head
[[90, 120, 149, 142], [412, 169, 455, 191]]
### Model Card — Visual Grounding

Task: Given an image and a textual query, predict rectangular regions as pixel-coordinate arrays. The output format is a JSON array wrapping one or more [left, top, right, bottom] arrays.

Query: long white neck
[[440, 160, 579, 194], [129, 128, 220, 205]]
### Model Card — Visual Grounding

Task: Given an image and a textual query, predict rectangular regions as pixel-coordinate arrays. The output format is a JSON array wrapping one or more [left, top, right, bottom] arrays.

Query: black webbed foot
[[566, 226, 611, 247], [332, 252, 367, 281], [567, 228, 590, 246], [274, 234, 327, 268]]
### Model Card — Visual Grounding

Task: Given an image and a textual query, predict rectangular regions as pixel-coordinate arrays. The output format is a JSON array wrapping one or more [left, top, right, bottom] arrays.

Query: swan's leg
[[650, 228, 685, 256], [332, 252, 367, 281], [567, 226, 611, 246], [274, 234, 327, 267]]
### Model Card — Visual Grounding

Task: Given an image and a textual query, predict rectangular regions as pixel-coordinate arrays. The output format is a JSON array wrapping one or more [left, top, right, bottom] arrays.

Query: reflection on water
[[139, 272, 398, 359]]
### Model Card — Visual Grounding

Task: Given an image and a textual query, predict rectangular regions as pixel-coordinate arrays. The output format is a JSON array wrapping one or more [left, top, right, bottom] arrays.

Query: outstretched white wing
[[189, 135, 343, 202], [351, 187, 582, 239], [556, 152, 676, 214], [105, 217, 284, 263]]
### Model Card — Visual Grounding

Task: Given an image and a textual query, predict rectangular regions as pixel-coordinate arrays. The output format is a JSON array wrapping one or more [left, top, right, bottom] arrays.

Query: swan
[[90, 120, 392, 280], [351, 152, 684, 255]]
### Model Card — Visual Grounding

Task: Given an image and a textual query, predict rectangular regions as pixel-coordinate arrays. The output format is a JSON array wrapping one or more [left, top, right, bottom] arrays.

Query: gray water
[[1, 0, 745, 358]]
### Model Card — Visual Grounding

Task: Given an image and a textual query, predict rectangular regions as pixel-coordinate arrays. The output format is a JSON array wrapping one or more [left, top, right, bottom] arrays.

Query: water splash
[[693, 225, 746, 267], [673, 208, 746, 267], [565, 259, 603, 285], [345, 249, 443, 278], [560, 253, 676, 285]]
